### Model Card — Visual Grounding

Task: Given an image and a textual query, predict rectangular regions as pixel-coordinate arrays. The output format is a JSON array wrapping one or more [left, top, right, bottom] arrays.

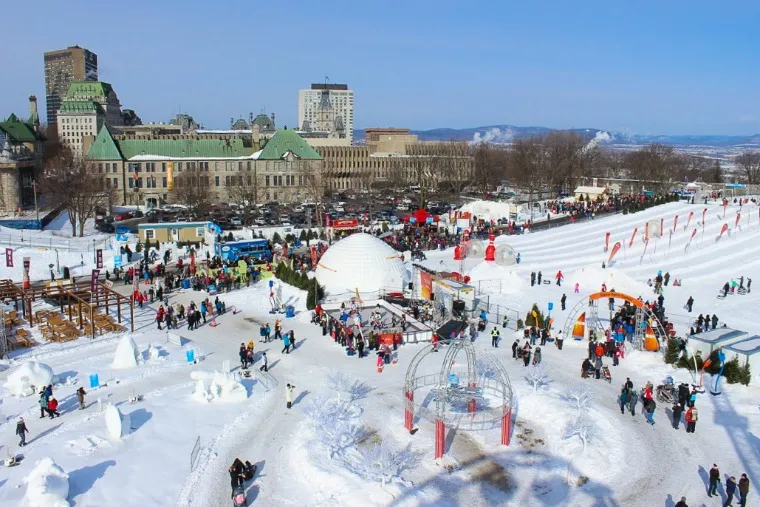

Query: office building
[[298, 83, 354, 143], [43, 46, 98, 138], [57, 81, 123, 157]]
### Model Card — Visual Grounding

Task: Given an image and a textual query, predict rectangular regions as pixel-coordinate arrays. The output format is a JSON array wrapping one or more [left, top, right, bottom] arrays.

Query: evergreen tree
[[525, 303, 546, 328], [738, 360, 751, 386], [664, 337, 680, 364], [272, 232, 282, 244]]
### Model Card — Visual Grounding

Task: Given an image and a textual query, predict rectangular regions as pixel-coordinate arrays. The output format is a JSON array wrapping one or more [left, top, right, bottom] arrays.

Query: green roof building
[[86, 127, 322, 209], [57, 80, 123, 158]]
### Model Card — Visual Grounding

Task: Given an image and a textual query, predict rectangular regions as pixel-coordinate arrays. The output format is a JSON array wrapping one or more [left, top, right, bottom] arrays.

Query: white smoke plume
[[471, 127, 515, 145], [582, 131, 612, 153]]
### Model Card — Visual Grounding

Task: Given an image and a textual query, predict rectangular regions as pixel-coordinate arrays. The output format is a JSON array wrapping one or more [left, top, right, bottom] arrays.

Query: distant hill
[[353, 125, 760, 148]]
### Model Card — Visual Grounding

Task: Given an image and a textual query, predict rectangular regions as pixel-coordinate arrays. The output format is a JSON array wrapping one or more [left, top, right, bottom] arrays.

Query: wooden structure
[[0, 278, 133, 341]]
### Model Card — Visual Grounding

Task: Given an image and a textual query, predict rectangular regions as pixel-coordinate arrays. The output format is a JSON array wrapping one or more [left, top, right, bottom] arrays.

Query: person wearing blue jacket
[[281, 333, 291, 354], [199, 302, 207, 324], [725, 475, 737, 506]]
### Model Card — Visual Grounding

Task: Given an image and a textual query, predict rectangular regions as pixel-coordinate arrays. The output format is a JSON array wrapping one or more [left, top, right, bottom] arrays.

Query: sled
[[2, 454, 23, 467], [542, 280, 551, 285]]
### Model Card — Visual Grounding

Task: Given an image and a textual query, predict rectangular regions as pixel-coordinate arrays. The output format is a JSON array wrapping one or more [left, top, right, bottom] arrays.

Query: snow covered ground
[[0, 199, 758, 506]]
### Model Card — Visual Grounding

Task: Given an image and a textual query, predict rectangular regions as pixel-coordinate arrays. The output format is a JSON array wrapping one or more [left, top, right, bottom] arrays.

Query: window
[[238, 162, 242, 171], [145, 229, 155, 240], [97, 163, 103, 172], [273, 192, 278, 200], [265, 176, 270, 187], [247, 161, 251, 170], [113, 177, 118, 188], [146, 178, 152, 188], [105, 178, 111, 189], [225, 176, 231, 186], [204, 162, 209, 171], [215, 176, 219, 186], [196, 227, 205, 237], [190, 162, 196, 170], [161, 163, 166, 172], [162, 177, 167, 187], [128, 178, 134, 189], [177, 162, 182, 171], [266, 192, 270, 200]]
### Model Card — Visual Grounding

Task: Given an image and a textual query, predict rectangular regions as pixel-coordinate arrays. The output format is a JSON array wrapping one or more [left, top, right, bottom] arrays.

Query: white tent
[[724, 336, 760, 376], [688, 328, 747, 358], [315, 233, 409, 296]]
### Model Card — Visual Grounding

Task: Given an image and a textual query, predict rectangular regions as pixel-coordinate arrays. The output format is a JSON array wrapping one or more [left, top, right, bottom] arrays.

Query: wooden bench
[[15, 328, 33, 347]]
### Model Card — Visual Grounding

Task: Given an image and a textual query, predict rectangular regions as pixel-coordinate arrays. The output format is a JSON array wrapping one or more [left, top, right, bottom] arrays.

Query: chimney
[[271, 112, 275, 128], [28, 95, 39, 130], [252, 124, 261, 145]]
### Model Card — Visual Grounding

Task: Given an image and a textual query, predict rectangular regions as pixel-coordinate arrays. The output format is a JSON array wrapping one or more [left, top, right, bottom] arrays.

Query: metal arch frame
[[403, 337, 514, 431]]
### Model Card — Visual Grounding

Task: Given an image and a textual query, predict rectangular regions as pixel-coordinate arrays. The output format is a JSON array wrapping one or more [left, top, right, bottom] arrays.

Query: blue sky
[[2, 1, 759, 135]]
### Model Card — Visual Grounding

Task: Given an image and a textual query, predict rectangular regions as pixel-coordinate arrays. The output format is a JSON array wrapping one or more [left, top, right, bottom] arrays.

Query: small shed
[[138, 222, 212, 244], [723, 335, 760, 377], [688, 328, 748, 358]]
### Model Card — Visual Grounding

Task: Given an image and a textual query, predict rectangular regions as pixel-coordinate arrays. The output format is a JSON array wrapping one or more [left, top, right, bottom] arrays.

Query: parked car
[[114, 212, 133, 221], [95, 222, 115, 233], [230, 217, 243, 226], [132, 210, 144, 218]]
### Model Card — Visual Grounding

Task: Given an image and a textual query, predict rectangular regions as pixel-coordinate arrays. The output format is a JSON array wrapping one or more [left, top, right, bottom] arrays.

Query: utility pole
[[33, 180, 40, 225]]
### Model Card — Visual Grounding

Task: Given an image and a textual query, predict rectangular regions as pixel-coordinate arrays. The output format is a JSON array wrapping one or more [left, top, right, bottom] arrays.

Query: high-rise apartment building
[[44, 46, 98, 138], [298, 83, 354, 143]]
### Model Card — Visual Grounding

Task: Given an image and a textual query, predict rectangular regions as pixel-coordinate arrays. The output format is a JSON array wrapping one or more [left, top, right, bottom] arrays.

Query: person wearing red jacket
[[685, 406, 698, 433], [47, 397, 61, 418], [555, 270, 564, 286], [155, 305, 166, 330]]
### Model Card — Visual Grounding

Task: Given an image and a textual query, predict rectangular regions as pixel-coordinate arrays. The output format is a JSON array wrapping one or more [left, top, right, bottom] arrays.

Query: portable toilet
[[723, 335, 760, 378]]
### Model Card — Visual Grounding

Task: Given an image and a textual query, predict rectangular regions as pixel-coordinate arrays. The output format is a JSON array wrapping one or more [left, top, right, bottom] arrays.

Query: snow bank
[[467, 261, 525, 294], [4, 361, 56, 397], [190, 370, 248, 403], [112, 335, 142, 369], [23, 457, 70, 507], [104, 404, 131, 440], [568, 266, 649, 297]]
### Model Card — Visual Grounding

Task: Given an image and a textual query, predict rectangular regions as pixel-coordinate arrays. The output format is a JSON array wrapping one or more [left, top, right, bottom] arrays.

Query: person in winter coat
[[47, 397, 61, 418], [672, 402, 684, 430], [265, 323, 271, 342], [491, 328, 500, 348], [560, 293, 567, 311], [588, 340, 596, 360], [512, 339, 519, 359], [155, 305, 165, 330], [686, 296, 694, 313], [708, 463, 720, 497], [239, 343, 248, 369], [738, 473, 750, 507], [285, 383, 295, 409], [288, 330, 296, 352], [502, 315, 509, 328], [259, 352, 268, 372], [674, 497, 688, 507], [685, 406, 698, 433], [200, 302, 207, 324], [537, 271, 543, 284], [594, 356, 603, 379], [39, 392, 49, 418], [16, 417, 28, 446], [628, 389, 638, 416], [555, 270, 563, 286], [619, 388, 630, 414], [77, 387, 86, 410], [574, 282, 580, 293], [533, 347, 542, 365], [530, 272, 536, 286], [725, 476, 737, 506], [247, 340, 255, 352], [522, 343, 531, 367], [229, 458, 245, 489], [556, 330, 564, 350], [282, 333, 291, 354], [644, 398, 656, 425], [712, 314, 719, 330]]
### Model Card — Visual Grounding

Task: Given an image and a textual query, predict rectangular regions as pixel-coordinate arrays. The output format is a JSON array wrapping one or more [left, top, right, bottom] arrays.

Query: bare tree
[[227, 166, 260, 224], [622, 143, 682, 191], [301, 159, 325, 230], [734, 151, 760, 184], [510, 136, 548, 207], [438, 141, 473, 196], [472, 143, 503, 192], [173, 166, 212, 215], [405, 144, 440, 209], [39, 149, 108, 237]]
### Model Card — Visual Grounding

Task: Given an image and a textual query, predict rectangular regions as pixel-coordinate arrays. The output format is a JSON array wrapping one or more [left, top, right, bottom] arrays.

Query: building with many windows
[[298, 83, 354, 143], [44, 46, 98, 139], [0, 97, 45, 213], [86, 126, 322, 207], [56, 81, 123, 157]]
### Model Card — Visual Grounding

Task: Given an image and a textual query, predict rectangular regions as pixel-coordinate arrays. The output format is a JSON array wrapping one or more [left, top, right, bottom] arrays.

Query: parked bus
[[215, 239, 272, 262]]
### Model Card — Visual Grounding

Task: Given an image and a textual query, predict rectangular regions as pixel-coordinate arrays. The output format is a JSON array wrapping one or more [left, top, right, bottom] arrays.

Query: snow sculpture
[[524, 364, 551, 392], [494, 244, 517, 266], [104, 404, 131, 440], [190, 370, 248, 403], [23, 457, 70, 507], [112, 335, 142, 369], [646, 219, 662, 239], [4, 361, 56, 397], [147, 343, 161, 360]]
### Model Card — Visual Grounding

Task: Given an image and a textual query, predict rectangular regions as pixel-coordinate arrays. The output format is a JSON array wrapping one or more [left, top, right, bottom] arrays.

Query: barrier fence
[[190, 436, 201, 472]]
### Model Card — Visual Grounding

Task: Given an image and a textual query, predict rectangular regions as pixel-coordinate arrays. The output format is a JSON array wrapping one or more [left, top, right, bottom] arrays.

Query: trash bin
[[285, 305, 295, 318], [182, 279, 190, 290]]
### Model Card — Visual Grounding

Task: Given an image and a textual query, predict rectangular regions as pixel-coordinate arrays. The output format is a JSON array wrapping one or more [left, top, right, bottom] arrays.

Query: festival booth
[[401, 209, 439, 226], [432, 278, 476, 312], [723, 336, 760, 377], [688, 328, 748, 358]]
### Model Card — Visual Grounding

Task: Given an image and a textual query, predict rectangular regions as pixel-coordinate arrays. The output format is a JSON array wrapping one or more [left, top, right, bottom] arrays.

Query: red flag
[[685, 228, 697, 250], [604, 232, 610, 252], [629, 227, 638, 248], [673, 215, 679, 232], [311, 245, 317, 267], [644, 222, 649, 242], [717, 223, 729, 241], [685, 211, 694, 230], [702, 208, 707, 228], [5, 248, 12, 268], [608, 241, 622, 264], [735, 213, 741, 229]]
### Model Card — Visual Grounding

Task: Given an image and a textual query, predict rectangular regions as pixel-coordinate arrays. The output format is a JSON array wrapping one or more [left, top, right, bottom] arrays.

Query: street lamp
[[49, 263, 54, 281]]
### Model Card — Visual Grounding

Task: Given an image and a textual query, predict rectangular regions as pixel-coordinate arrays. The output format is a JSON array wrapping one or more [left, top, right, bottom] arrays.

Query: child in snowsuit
[[16, 418, 28, 446]]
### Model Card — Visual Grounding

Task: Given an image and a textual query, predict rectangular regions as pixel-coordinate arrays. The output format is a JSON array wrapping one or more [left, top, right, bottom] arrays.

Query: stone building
[[56, 81, 124, 157], [0, 97, 45, 213], [86, 125, 321, 207]]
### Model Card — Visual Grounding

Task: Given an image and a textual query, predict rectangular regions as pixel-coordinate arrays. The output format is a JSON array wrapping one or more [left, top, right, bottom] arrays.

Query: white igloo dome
[[316, 233, 408, 295]]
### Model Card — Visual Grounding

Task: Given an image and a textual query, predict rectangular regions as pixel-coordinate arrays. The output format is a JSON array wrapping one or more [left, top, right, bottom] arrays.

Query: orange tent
[[572, 312, 586, 340], [644, 325, 659, 351]]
